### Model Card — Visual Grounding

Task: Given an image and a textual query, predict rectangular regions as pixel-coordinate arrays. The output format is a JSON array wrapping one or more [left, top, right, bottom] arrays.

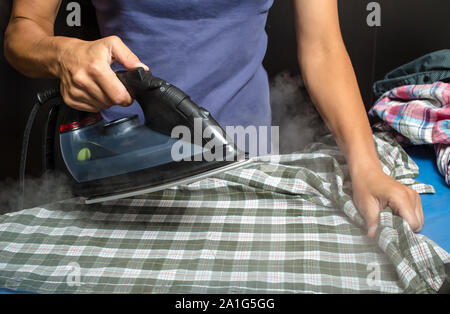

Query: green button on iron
[[77, 147, 91, 162]]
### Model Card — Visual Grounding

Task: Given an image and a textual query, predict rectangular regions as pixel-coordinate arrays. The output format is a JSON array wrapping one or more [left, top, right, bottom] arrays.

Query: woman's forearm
[[298, 44, 382, 175], [4, 16, 76, 78]]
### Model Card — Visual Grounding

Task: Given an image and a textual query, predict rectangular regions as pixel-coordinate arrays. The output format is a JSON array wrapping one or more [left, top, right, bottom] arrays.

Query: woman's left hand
[[351, 169, 424, 238]]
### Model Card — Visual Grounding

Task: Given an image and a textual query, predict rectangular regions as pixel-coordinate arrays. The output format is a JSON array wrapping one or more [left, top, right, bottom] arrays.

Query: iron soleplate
[[84, 158, 254, 204]]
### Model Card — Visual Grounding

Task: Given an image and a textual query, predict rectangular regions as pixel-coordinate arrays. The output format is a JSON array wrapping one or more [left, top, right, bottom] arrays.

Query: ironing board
[[0, 144, 448, 294], [405, 146, 450, 252]]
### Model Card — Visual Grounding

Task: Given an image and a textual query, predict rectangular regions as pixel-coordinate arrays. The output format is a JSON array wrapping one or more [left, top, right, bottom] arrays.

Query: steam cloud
[[270, 72, 328, 154], [0, 173, 74, 215]]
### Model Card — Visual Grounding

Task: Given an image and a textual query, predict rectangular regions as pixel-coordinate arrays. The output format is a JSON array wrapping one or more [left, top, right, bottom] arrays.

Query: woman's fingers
[[388, 190, 422, 232], [414, 193, 424, 231], [87, 35, 148, 108], [91, 65, 133, 107], [71, 71, 118, 109], [57, 35, 148, 112], [359, 199, 381, 238], [61, 81, 108, 112]]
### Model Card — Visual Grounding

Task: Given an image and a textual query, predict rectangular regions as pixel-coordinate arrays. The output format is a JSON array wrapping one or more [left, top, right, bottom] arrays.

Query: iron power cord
[[18, 88, 60, 211]]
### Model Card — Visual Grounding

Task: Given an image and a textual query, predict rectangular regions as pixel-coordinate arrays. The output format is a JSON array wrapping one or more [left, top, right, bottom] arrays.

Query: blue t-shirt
[[92, 0, 273, 131]]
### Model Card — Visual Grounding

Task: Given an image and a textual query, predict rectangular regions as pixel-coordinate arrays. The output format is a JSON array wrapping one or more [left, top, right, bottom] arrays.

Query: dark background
[[0, 0, 449, 182]]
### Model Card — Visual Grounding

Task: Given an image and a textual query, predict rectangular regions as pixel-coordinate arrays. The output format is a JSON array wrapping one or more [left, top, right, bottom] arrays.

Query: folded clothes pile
[[370, 50, 450, 185]]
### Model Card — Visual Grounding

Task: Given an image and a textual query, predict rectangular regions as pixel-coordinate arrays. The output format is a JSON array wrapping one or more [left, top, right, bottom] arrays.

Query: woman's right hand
[[56, 36, 148, 112], [5, 1, 148, 112]]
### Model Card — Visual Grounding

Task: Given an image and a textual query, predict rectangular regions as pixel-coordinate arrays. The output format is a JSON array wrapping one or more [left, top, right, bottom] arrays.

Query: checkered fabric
[[369, 82, 450, 185], [0, 132, 448, 293]]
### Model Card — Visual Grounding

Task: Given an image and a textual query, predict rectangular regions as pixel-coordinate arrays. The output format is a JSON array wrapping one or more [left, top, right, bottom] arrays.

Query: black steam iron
[[21, 68, 251, 206]]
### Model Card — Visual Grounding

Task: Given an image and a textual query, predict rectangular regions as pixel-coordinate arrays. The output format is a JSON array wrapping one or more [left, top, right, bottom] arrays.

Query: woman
[[4, 0, 424, 237]]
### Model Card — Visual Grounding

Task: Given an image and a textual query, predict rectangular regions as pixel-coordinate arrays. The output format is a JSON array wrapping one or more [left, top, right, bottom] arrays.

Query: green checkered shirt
[[0, 132, 448, 293]]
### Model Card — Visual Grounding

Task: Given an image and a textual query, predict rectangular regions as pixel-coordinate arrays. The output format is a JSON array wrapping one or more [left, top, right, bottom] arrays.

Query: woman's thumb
[[108, 36, 149, 71]]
